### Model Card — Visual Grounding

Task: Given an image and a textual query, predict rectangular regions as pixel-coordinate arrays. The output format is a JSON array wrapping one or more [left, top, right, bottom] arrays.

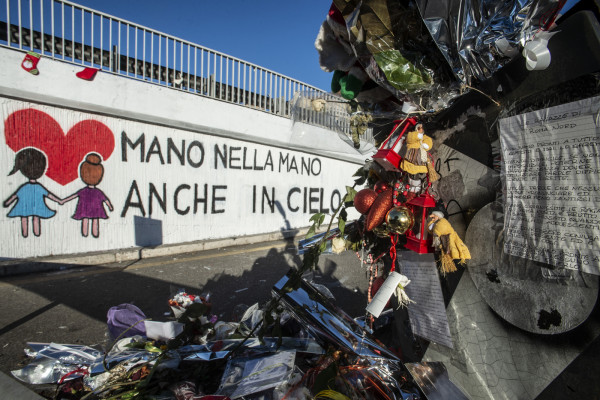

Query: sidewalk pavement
[[0, 370, 44, 399], [0, 228, 308, 277]]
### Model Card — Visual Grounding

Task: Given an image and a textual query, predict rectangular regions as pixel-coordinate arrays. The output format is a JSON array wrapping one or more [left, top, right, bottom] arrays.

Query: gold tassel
[[427, 160, 440, 182], [439, 252, 457, 275]]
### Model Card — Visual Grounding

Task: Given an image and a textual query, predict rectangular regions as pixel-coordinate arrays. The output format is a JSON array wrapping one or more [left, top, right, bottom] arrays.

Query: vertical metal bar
[[91, 11, 94, 65], [259, 69, 263, 109], [243, 63, 247, 104], [194, 46, 197, 92], [109, 17, 112, 72], [231, 59, 235, 102], [221, 57, 230, 101], [165, 37, 169, 85], [80, 6, 84, 64], [134, 26, 137, 76], [17, 0, 22, 49], [17, 1, 23, 49], [236, 60, 240, 103], [117, 21, 121, 74], [100, 13, 104, 68], [29, 0, 33, 51], [200, 48, 204, 93], [212, 52, 216, 97], [6, 0, 10, 47], [150, 30, 153, 81], [67, 3, 71, 61], [142, 29, 145, 79], [219, 54, 223, 99], [187, 44, 190, 90], [126, 20, 129, 74], [253, 67, 257, 107], [40, 0, 44, 53], [269, 73, 273, 113], [173, 38, 176, 85], [158, 34, 161, 83]]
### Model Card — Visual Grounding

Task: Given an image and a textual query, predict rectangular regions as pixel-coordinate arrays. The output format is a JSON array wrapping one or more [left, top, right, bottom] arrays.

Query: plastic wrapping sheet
[[11, 342, 161, 385], [414, 0, 565, 84], [332, 0, 458, 109], [326, 0, 565, 111]]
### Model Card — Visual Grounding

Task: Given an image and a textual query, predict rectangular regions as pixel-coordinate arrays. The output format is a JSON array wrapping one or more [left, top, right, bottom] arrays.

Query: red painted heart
[[4, 108, 115, 186]]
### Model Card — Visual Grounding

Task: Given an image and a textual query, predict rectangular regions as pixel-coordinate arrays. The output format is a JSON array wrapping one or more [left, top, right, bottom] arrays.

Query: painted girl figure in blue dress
[[3, 148, 62, 237]]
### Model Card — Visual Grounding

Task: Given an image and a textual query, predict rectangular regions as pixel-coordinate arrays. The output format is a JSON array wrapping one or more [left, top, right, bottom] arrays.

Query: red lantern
[[404, 192, 436, 254], [373, 117, 417, 172]]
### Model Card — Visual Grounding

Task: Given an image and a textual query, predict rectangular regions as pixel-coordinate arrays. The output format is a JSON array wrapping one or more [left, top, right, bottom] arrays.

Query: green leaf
[[306, 225, 316, 239], [310, 213, 325, 223], [319, 241, 328, 252], [343, 186, 357, 203], [338, 218, 346, 236]]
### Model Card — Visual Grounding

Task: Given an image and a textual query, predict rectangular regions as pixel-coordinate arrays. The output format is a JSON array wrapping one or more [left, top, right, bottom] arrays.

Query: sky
[[70, 0, 333, 91]]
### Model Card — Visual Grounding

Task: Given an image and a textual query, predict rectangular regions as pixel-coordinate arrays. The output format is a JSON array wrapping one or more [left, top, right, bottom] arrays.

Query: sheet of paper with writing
[[399, 252, 453, 348], [499, 96, 600, 274]]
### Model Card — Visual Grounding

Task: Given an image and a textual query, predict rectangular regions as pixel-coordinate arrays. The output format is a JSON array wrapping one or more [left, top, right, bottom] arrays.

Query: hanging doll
[[427, 211, 471, 274], [396, 124, 439, 202]]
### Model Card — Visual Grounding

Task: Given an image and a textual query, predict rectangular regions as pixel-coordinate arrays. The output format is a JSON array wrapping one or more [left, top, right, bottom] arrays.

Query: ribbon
[[388, 234, 398, 272], [522, 31, 557, 71]]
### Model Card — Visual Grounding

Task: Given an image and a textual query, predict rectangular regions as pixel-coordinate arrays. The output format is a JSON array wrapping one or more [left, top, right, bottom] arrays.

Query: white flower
[[331, 237, 346, 254]]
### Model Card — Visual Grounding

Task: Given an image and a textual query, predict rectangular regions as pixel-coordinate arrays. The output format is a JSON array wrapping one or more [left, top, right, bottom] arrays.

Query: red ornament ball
[[354, 188, 378, 215], [374, 180, 390, 193]]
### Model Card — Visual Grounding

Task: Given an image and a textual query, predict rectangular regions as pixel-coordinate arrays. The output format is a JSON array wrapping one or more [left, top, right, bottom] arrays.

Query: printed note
[[499, 96, 600, 274]]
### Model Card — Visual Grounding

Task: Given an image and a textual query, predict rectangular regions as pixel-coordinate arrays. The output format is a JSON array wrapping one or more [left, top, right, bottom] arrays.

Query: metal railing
[[0, 0, 370, 141]]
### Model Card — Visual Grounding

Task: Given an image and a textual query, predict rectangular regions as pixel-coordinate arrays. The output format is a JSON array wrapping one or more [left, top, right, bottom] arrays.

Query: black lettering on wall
[[287, 187, 301, 212], [187, 141, 205, 168], [264, 151, 274, 171], [311, 158, 322, 176], [330, 189, 341, 211], [121, 131, 145, 162], [215, 144, 227, 169], [194, 183, 208, 214], [174, 184, 191, 215], [121, 180, 146, 217], [262, 186, 275, 214], [229, 146, 241, 169], [301, 158, 311, 176], [167, 138, 185, 165], [289, 157, 298, 174], [212, 185, 227, 214], [279, 153, 289, 172], [149, 183, 167, 215], [243, 148, 253, 170], [252, 149, 264, 170], [309, 187, 320, 213], [146, 136, 165, 164], [319, 188, 330, 213]]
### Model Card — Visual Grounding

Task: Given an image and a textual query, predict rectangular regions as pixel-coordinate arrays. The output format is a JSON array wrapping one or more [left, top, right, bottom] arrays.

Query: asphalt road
[[0, 239, 372, 382]]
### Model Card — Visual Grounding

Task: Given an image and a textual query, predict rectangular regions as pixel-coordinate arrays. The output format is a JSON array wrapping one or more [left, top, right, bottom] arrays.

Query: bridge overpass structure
[[0, 0, 371, 263]]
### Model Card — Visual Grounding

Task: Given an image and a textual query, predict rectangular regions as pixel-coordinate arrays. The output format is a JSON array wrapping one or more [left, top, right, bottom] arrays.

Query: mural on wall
[[62, 153, 113, 238], [0, 99, 360, 259], [2, 108, 115, 240], [3, 148, 61, 237]]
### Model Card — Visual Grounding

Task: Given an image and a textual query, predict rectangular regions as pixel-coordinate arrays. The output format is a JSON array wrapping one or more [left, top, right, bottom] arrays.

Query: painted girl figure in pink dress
[[63, 153, 113, 238]]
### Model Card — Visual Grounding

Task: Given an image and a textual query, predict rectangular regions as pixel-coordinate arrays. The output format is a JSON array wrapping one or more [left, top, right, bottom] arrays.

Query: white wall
[[0, 47, 365, 259]]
